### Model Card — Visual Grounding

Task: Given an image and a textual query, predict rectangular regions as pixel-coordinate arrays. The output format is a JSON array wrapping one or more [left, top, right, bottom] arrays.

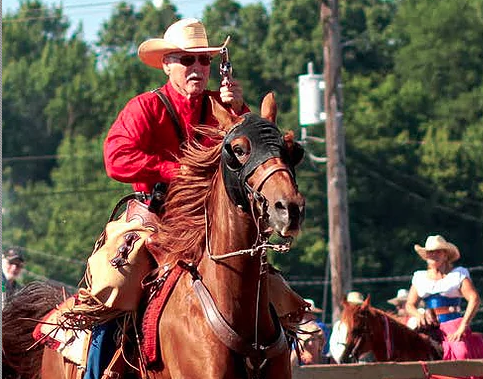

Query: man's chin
[[186, 81, 206, 95]]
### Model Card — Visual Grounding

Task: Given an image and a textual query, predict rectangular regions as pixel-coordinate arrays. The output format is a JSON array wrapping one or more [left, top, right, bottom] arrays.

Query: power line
[[3, 153, 102, 163], [22, 269, 78, 293], [4, 187, 129, 198], [356, 161, 483, 224], [1, 0, 211, 24], [288, 266, 483, 287], [347, 144, 483, 211], [3, 243, 87, 266]]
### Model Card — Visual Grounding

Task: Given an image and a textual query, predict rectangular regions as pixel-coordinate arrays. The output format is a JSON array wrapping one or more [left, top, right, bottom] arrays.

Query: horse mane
[[371, 306, 419, 335], [150, 126, 226, 266]]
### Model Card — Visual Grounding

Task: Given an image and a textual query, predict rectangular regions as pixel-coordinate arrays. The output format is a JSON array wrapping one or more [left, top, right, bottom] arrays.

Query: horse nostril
[[275, 201, 286, 211]]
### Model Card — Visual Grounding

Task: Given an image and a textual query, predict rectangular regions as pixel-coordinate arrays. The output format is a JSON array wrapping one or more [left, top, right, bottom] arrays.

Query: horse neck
[[373, 310, 435, 361], [368, 310, 396, 361], [198, 172, 275, 339]]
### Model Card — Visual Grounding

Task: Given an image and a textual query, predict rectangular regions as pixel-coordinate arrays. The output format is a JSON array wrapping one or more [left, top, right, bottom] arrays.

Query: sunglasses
[[169, 54, 212, 67]]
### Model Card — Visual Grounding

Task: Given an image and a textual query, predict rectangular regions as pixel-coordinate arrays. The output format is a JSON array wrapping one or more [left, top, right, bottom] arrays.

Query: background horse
[[2, 93, 306, 379], [333, 296, 442, 363]]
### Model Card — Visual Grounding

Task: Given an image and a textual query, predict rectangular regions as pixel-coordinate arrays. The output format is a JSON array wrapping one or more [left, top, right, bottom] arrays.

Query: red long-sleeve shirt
[[104, 81, 248, 193]]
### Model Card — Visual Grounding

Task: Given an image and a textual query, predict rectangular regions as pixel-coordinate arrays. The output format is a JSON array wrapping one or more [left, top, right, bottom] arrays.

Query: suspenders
[[152, 88, 209, 144]]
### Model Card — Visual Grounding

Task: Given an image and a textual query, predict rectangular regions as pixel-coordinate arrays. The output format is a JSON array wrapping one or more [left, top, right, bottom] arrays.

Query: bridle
[[182, 119, 299, 378], [346, 310, 393, 362]]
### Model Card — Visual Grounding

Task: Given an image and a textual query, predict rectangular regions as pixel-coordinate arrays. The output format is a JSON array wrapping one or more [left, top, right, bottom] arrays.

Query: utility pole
[[321, 0, 352, 323]]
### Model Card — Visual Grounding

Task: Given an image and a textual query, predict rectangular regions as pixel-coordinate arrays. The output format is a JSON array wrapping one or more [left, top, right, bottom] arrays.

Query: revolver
[[219, 43, 233, 82]]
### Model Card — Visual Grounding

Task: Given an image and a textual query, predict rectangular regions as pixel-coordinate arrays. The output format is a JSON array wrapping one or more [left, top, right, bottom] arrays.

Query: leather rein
[[183, 160, 294, 377]]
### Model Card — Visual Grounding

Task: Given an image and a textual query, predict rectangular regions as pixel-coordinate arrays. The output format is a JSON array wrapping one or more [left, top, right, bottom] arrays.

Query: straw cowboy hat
[[304, 298, 323, 313], [138, 18, 230, 69], [414, 235, 460, 263], [387, 288, 409, 305], [346, 291, 364, 305]]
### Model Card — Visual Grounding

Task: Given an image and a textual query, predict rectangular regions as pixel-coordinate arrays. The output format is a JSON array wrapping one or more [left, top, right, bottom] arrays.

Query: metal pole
[[321, 0, 352, 323]]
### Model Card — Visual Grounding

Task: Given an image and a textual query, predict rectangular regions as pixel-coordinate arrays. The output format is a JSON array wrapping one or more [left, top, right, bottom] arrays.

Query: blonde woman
[[406, 235, 483, 363]]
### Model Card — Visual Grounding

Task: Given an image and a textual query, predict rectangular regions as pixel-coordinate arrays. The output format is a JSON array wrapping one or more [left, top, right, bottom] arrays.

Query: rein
[[382, 313, 393, 360]]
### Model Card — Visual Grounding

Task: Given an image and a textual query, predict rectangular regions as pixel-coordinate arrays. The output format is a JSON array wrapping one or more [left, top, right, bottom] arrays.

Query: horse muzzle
[[268, 194, 305, 238]]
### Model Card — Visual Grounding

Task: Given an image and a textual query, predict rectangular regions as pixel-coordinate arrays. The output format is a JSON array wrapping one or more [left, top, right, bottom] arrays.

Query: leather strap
[[192, 278, 287, 361], [101, 345, 125, 379], [152, 89, 184, 144]]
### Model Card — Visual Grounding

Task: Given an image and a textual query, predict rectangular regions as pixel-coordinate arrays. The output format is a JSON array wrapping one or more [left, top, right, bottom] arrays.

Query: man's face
[[163, 53, 212, 98], [3, 258, 23, 280]]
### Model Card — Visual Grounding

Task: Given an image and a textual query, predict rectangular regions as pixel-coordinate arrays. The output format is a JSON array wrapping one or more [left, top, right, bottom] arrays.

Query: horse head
[[337, 295, 377, 363], [335, 295, 444, 364], [214, 92, 305, 239]]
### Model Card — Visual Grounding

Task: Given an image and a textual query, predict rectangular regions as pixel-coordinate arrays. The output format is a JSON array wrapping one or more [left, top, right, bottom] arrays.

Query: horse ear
[[261, 92, 277, 123], [284, 131, 304, 166], [211, 97, 243, 131], [361, 295, 371, 309]]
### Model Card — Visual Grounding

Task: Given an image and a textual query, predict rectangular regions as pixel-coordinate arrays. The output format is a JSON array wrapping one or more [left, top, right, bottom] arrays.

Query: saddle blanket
[[141, 265, 184, 365], [32, 295, 91, 366]]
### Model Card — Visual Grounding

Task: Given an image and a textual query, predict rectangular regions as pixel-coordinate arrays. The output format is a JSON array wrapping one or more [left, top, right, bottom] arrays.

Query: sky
[[2, 0, 271, 42]]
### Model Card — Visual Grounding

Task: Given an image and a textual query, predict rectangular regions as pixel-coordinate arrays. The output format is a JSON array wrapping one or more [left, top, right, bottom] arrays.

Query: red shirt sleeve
[[104, 92, 181, 193]]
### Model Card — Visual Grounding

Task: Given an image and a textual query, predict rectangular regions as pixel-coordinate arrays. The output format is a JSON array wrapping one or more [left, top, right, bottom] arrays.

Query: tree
[[3, 1, 99, 184]]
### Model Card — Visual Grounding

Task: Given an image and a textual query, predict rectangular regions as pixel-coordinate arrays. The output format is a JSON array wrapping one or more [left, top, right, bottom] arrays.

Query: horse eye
[[233, 145, 247, 157]]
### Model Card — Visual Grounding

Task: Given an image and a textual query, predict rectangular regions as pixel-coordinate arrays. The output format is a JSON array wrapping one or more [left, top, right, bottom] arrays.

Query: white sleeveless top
[[411, 266, 469, 299]]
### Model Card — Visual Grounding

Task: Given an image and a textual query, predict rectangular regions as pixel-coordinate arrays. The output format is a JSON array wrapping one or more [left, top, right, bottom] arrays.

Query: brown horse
[[334, 296, 443, 363], [2, 93, 306, 379]]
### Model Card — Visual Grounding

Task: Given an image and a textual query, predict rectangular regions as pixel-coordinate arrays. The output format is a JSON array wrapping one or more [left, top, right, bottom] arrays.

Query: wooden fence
[[292, 359, 483, 379]]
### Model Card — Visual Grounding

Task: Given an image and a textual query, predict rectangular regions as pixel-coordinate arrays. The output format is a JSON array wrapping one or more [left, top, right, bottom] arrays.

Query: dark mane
[[151, 126, 225, 266], [371, 306, 421, 337], [2, 281, 67, 378]]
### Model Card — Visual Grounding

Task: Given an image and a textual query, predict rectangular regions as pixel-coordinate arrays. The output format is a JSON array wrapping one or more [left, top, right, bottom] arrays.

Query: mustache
[[187, 73, 203, 81]]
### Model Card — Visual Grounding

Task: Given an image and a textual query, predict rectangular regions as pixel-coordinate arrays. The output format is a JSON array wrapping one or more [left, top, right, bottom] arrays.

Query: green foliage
[[393, 0, 483, 99], [262, 0, 322, 111]]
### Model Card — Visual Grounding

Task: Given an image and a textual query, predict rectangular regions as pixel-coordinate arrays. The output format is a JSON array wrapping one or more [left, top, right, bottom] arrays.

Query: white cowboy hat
[[304, 298, 323, 313], [138, 18, 230, 69], [414, 235, 460, 263], [346, 291, 364, 305], [387, 288, 409, 305]]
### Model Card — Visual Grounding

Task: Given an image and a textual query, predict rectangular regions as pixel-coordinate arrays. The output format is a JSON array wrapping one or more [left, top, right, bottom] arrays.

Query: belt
[[432, 306, 461, 315]]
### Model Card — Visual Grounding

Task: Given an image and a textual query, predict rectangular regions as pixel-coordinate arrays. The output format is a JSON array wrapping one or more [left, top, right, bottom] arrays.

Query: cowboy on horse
[[24, 18, 309, 379]]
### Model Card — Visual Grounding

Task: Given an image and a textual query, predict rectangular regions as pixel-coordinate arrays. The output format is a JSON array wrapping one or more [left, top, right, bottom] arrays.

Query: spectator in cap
[[2, 248, 25, 301], [346, 291, 364, 305], [291, 298, 328, 366], [387, 288, 422, 329], [388, 288, 410, 322], [304, 298, 331, 356]]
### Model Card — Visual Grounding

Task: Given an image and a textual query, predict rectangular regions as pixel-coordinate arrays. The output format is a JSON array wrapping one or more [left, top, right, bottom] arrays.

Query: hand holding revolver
[[219, 44, 244, 113]]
